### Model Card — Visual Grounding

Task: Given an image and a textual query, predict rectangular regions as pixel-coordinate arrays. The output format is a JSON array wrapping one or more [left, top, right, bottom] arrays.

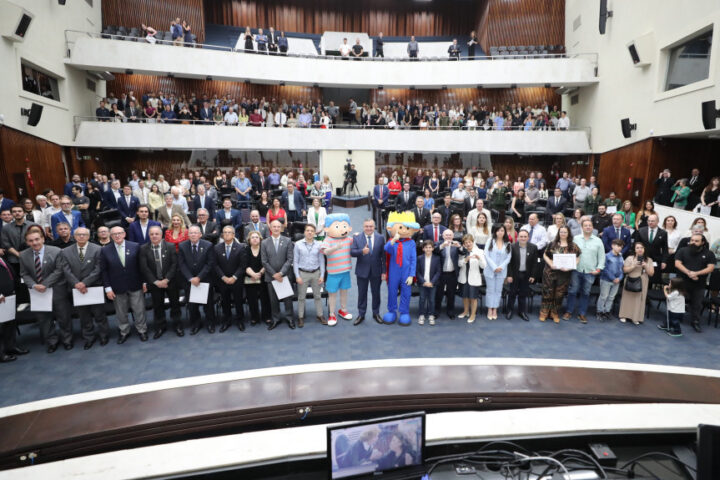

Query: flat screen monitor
[[697, 424, 720, 480], [328, 412, 425, 480]]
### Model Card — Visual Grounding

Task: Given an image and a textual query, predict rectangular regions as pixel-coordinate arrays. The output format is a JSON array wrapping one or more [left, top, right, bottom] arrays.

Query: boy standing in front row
[[596, 239, 624, 321]]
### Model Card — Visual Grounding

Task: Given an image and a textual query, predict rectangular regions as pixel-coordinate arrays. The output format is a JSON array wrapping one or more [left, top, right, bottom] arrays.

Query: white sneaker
[[429, 316, 436, 326], [418, 315, 425, 325]]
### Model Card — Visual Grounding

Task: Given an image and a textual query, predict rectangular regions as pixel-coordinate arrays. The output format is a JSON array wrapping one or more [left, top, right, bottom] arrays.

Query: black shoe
[[354, 315, 365, 326], [250, 319, 258, 326], [47, 344, 58, 353], [63, 343, 74, 351], [207, 325, 215, 334], [99, 337, 109, 346], [219, 323, 230, 333], [0, 353, 16, 362], [373, 314, 383, 324], [268, 321, 279, 331], [657, 324, 669, 331], [447, 312, 455, 320], [83, 338, 96, 350], [190, 326, 201, 335], [7, 346, 29, 356], [139, 332, 148, 342], [153, 328, 166, 340], [519, 312, 529, 322], [175, 327, 185, 337], [505, 310, 514, 320], [237, 321, 245, 331], [693, 322, 702, 333], [117, 333, 130, 344], [287, 319, 296, 330]]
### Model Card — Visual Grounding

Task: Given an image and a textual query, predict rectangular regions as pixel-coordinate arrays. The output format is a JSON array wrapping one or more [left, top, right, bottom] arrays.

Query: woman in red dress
[[164, 213, 188, 251]]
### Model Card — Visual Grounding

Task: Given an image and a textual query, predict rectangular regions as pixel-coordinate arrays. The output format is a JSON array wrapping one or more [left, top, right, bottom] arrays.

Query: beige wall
[[319, 150, 375, 197]]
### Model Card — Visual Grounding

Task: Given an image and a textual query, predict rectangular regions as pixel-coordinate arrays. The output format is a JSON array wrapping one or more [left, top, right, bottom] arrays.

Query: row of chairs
[[101, 25, 197, 45]]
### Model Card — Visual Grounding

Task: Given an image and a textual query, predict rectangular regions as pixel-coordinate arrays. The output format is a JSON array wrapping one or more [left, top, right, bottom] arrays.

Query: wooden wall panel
[[0, 128, 66, 202], [475, 0, 491, 54], [370, 87, 561, 109], [76, 149, 193, 184], [102, 0, 206, 43], [204, 0, 480, 36], [485, 0, 564, 48], [596, 139, 654, 208], [106, 74, 323, 104]]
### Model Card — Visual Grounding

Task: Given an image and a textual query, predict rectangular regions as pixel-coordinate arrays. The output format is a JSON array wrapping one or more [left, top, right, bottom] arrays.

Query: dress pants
[[685, 283, 705, 327], [35, 293, 73, 346], [434, 271, 457, 316], [356, 274, 381, 316], [113, 289, 148, 335], [267, 280, 294, 323], [506, 271, 530, 313], [287, 210, 300, 222], [0, 320, 18, 353], [77, 303, 110, 342], [246, 281, 271, 322], [298, 269, 322, 318], [147, 283, 182, 330], [216, 281, 245, 326], [186, 283, 215, 328]]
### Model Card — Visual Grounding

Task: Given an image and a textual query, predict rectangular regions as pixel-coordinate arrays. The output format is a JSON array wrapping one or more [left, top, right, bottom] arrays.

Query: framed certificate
[[553, 253, 577, 270]]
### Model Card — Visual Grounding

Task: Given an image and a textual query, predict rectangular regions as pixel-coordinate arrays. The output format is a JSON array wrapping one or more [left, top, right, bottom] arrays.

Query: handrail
[[64, 29, 599, 65]]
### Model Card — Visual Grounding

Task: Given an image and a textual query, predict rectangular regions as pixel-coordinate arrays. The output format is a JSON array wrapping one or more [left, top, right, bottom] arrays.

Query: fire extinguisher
[[25, 158, 34, 188]]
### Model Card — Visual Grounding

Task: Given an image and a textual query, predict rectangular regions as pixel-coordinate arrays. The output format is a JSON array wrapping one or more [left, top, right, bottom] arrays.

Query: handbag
[[624, 275, 643, 292]]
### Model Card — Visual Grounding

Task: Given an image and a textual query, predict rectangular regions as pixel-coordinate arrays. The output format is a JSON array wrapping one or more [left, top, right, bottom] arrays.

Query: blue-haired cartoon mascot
[[383, 211, 420, 326]]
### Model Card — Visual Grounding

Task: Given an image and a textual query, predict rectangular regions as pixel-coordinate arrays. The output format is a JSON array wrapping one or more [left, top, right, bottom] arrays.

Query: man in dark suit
[[117, 185, 140, 227], [654, 169, 675, 206], [411, 196, 431, 228], [125, 100, 141, 123], [434, 229, 461, 319], [602, 214, 632, 256], [687, 168, 704, 210], [632, 214, 668, 282], [435, 194, 454, 227], [546, 188, 567, 222], [139, 225, 183, 338], [63, 175, 86, 197], [215, 197, 242, 229], [102, 180, 122, 210], [0, 256, 27, 362], [243, 209, 269, 240], [0, 189, 15, 213], [505, 230, 539, 321], [261, 220, 295, 329], [350, 219, 385, 325], [281, 183, 306, 223], [214, 226, 246, 332], [128, 205, 161, 245], [394, 183, 415, 212], [178, 225, 217, 335], [60, 227, 109, 349], [422, 212, 447, 243], [372, 179, 389, 226], [195, 208, 220, 244], [199, 101, 213, 124], [192, 184, 216, 218], [20, 228, 72, 352], [101, 226, 148, 344]]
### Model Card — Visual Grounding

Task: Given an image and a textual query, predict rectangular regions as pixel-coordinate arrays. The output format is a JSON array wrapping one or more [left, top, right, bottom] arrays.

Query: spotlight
[[441, 85, 447, 90], [312, 83, 319, 88], [125, 69, 133, 75], [476, 85, 483, 89], [510, 83, 517, 88], [244, 79, 251, 84], [167, 73, 174, 78], [409, 86, 416, 90]]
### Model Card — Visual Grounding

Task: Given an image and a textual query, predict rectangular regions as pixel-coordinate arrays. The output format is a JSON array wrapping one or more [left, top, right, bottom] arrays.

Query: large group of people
[[0, 164, 717, 364]]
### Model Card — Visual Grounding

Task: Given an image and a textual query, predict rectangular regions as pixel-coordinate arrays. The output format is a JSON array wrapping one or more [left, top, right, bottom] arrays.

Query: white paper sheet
[[189, 282, 210, 304], [272, 277, 294, 300], [553, 253, 577, 270], [0, 295, 16, 323], [72, 286, 105, 306], [29, 287, 53, 312], [606, 206, 617, 214]]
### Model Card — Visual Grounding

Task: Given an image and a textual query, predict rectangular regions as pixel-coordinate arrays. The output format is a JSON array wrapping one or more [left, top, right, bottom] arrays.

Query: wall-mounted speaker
[[626, 32, 654, 67], [58, 0, 66, 4], [0, 0, 34, 42], [599, 0, 613, 35], [21, 103, 43, 127], [701, 100, 719, 130], [620, 118, 636, 138]]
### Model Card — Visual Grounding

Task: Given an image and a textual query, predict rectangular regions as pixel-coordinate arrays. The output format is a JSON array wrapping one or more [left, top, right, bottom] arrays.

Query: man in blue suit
[[422, 212, 447, 243], [102, 179, 122, 210], [199, 101, 214, 124], [281, 183, 306, 222], [0, 189, 15, 213], [50, 196, 85, 239], [372, 179, 389, 226], [178, 225, 217, 335], [602, 213, 632, 256], [434, 229, 461, 319], [63, 174, 86, 197], [100, 226, 148, 344], [117, 185, 140, 227], [128, 205, 161, 245], [350, 219, 386, 325], [215, 197, 241, 228], [192, 184, 216, 218]]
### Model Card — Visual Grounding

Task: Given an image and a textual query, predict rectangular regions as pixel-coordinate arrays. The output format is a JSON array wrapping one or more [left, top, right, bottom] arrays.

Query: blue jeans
[[419, 286, 436, 317], [668, 311, 683, 333], [566, 271, 595, 315], [596, 279, 620, 314]]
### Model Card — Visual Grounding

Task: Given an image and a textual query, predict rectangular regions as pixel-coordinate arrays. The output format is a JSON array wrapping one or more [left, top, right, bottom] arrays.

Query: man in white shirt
[[274, 109, 287, 127], [451, 181, 469, 202], [558, 111, 570, 130], [224, 107, 239, 126], [155, 175, 170, 194], [171, 186, 189, 213], [339, 38, 351, 58], [520, 213, 548, 251], [466, 199, 493, 233]]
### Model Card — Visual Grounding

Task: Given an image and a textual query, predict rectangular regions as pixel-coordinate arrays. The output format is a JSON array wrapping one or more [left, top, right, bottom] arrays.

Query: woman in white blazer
[[306, 197, 327, 240], [457, 233, 487, 324]]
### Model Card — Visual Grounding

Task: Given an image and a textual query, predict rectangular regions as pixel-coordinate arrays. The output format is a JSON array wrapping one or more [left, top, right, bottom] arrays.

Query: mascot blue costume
[[383, 211, 420, 326]]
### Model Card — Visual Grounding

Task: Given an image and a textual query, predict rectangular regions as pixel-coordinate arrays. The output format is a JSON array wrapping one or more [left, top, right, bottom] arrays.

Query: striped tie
[[35, 252, 43, 284]]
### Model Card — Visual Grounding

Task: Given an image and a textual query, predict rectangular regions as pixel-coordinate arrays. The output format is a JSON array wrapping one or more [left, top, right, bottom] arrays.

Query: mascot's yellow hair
[[387, 211, 420, 229]]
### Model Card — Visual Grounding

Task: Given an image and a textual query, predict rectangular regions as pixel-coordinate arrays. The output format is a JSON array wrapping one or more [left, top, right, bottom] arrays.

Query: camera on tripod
[[344, 158, 352, 178]]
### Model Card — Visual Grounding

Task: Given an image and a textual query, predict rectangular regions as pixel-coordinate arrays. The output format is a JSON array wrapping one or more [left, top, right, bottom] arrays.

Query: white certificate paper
[[553, 254, 577, 270], [29, 287, 53, 312], [606, 206, 617, 214], [0, 295, 16, 323], [189, 282, 210, 304], [272, 277, 294, 300], [72, 286, 105, 306]]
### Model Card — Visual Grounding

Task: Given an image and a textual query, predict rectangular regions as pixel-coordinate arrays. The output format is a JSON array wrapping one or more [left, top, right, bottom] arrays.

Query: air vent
[[86, 78, 96, 92], [570, 94, 579, 105], [573, 15, 582, 32]]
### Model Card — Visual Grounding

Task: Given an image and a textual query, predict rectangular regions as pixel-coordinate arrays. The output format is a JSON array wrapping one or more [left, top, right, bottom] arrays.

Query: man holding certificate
[[20, 229, 72, 352], [178, 225, 216, 335], [60, 227, 109, 350], [563, 218, 606, 324]]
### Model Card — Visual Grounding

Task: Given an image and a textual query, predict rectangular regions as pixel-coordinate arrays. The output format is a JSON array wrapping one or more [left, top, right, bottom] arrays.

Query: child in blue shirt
[[596, 238, 624, 320]]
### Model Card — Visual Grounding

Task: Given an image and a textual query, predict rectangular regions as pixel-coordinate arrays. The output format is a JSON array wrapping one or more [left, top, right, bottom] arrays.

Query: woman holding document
[[540, 226, 580, 323]]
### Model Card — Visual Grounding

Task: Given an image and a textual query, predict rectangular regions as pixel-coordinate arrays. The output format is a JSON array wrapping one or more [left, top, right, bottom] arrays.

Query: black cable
[[619, 451, 697, 472], [477, 441, 534, 455], [551, 449, 608, 478]]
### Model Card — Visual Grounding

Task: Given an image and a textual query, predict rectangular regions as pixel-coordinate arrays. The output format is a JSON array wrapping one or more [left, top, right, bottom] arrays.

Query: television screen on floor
[[698, 424, 720, 480], [328, 412, 425, 479]]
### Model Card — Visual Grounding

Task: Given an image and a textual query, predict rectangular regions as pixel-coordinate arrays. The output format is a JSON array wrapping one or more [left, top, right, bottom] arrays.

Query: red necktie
[[434, 226, 438, 242]]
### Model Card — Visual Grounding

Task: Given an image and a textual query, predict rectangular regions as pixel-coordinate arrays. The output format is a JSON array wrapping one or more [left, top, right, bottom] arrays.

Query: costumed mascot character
[[383, 211, 420, 326], [321, 213, 353, 326]]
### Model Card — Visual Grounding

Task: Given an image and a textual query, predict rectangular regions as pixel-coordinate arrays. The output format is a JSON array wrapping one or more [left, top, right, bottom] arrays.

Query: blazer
[[281, 190, 306, 213], [0, 197, 16, 212], [64, 182, 86, 197], [435, 204, 454, 227], [60, 242, 103, 288], [373, 185, 390, 204], [601, 225, 633, 256], [156, 204, 191, 228], [457, 246, 487, 286], [139, 241, 178, 285], [508, 242, 540, 281], [412, 207, 431, 228], [214, 241, 247, 280], [260, 235, 293, 282], [50, 210, 85, 239], [416, 254, 441, 286], [128, 220, 161, 245], [394, 191, 416, 212], [102, 189, 121, 210], [632, 227, 669, 265], [422, 224, 447, 242], [20, 246, 67, 294], [117, 195, 140, 224], [100, 241, 143, 293], [242, 221, 269, 241], [434, 240, 460, 271], [178, 239, 215, 283], [546, 195, 567, 215], [199, 107, 214, 122], [350, 232, 386, 279], [196, 221, 220, 244], [192, 194, 216, 217], [215, 208, 242, 228]]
